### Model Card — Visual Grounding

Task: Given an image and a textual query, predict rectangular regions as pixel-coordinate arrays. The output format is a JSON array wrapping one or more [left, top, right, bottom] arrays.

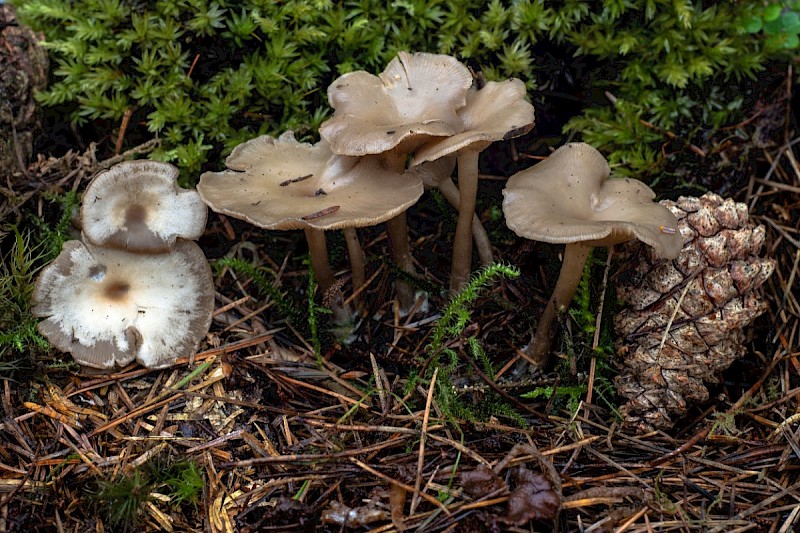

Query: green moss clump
[[0, 191, 79, 373], [11, 0, 792, 181]]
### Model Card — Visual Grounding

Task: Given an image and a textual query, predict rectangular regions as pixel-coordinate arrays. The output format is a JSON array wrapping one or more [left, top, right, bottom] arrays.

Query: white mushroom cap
[[502, 143, 683, 259], [319, 51, 474, 156], [82, 160, 208, 253], [413, 79, 535, 164], [197, 132, 424, 231], [32, 239, 214, 369]]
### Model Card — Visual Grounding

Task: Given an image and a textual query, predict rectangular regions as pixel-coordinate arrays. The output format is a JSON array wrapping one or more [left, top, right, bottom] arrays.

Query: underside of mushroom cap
[[503, 143, 682, 259], [33, 239, 214, 369], [82, 160, 208, 253], [413, 79, 536, 164], [198, 132, 425, 231], [320, 51, 474, 156]]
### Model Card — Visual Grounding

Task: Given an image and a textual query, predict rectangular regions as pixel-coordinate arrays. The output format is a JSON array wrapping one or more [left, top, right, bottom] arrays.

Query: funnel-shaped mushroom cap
[[197, 132, 424, 231], [82, 161, 208, 253], [319, 51, 474, 156], [417, 157, 457, 189], [32, 239, 214, 369], [413, 79, 535, 164], [503, 143, 682, 259]]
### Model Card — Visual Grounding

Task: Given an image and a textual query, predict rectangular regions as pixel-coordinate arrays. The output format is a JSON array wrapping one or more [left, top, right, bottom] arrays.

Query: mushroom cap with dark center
[[412, 79, 536, 164], [319, 51, 474, 156], [82, 160, 208, 253], [33, 238, 214, 369], [502, 143, 682, 259], [197, 132, 425, 231]]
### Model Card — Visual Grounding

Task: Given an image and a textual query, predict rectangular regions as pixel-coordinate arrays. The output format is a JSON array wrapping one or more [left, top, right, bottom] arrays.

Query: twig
[[410, 368, 437, 516]]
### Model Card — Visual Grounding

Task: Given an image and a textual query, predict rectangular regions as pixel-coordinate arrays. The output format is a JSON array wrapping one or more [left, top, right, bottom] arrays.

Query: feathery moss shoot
[[422, 262, 520, 423]]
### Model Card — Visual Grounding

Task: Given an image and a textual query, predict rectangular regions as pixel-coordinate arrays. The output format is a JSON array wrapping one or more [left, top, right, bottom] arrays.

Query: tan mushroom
[[197, 132, 425, 324], [32, 239, 214, 369], [81, 160, 207, 253], [502, 143, 682, 369], [320, 51, 474, 308], [413, 79, 535, 290], [320, 51, 473, 157]]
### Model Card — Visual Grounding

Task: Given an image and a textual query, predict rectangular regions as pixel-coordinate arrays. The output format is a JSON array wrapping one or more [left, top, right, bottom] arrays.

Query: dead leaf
[[502, 466, 560, 525], [461, 464, 506, 498]]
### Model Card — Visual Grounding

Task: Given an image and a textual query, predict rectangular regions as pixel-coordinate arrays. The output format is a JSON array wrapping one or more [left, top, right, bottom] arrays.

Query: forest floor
[[1, 64, 800, 533]]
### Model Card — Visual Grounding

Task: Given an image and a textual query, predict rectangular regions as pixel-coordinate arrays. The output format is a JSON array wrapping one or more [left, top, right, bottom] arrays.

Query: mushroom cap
[[502, 143, 682, 259], [412, 79, 535, 164], [319, 51, 474, 156], [197, 132, 425, 231], [32, 239, 214, 369], [417, 157, 457, 189], [81, 160, 208, 253]]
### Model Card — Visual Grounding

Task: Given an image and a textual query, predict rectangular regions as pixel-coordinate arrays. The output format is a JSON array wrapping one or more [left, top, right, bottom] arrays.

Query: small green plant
[[90, 456, 205, 529], [421, 262, 521, 422], [94, 469, 153, 531], [305, 259, 330, 366], [0, 192, 78, 371], [0, 229, 49, 371], [744, 1, 800, 49], [708, 409, 742, 437], [521, 384, 587, 415], [161, 460, 205, 508], [32, 190, 80, 260], [214, 256, 301, 323]]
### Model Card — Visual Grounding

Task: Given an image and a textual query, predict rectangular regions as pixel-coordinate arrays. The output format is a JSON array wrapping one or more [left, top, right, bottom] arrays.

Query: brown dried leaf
[[502, 466, 560, 525], [461, 464, 506, 498]]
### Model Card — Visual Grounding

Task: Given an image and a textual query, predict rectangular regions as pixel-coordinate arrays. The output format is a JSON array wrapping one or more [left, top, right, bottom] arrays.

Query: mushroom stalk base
[[304, 227, 354, 326], [524, 242, 592, 368], [451, 150, 480, 292], [437, 175, 493, 268], [342, 227, 365, 310], [385, 212, 419, 312]]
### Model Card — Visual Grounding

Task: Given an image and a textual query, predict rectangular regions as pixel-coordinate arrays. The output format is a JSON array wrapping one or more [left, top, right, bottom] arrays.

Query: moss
[[11, 0, 792, 181], [0, 191, 78, 373]]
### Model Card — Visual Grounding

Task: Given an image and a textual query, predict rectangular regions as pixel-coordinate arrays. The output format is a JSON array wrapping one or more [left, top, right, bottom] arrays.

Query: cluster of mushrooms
[[32, 161, 214, 369], [33, 51, 685, 371]]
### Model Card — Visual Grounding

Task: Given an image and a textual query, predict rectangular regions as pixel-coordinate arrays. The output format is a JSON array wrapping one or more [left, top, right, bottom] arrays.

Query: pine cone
[[614, 192, 774, 431]]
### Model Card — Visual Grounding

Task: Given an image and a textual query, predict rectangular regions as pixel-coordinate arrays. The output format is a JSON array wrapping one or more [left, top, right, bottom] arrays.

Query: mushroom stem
[[451, 149, 480, 291], [385, 212, 418, 311], [303, 227, 353, 325], [524, 242, 592, 368], [342, 227, 365, 309], [436, 175, 493, 267]]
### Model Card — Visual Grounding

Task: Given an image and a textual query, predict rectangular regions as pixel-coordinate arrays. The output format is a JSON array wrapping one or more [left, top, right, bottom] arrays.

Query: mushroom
[[197, 131, 425, 325], [416, 156, 493, 267], [32, 238, 214, 369], [81, 160, 208, 253], [320, 51, 474, 307], [320, 51, 473, 157], [413, 78, 535, 291], [502, 143, 682, 369]]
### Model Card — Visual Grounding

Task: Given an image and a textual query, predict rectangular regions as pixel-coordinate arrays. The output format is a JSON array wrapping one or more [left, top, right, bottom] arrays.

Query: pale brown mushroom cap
[[81, 160, 208, 253], [197, 132, 425, 231], [502, 143, 683, 259], [416, 157, 457, 189], [32, 239, 214, 369], [412, 79, 535, 164], [319, 51, 474, 156]]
